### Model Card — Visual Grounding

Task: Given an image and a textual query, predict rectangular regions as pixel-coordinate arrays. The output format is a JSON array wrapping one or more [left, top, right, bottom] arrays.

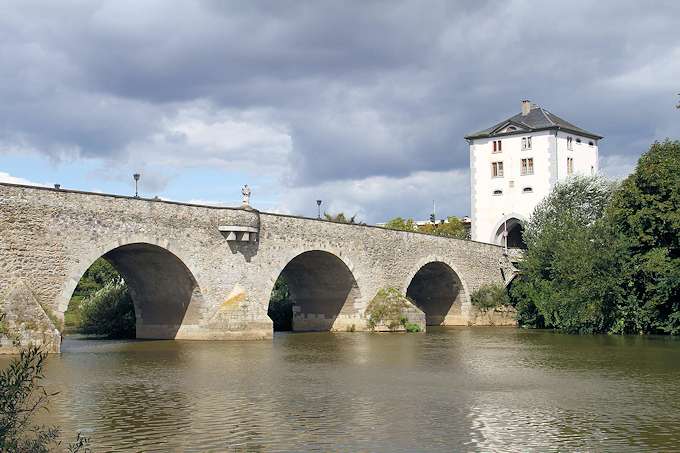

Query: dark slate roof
[[465, 106, 603, 140]]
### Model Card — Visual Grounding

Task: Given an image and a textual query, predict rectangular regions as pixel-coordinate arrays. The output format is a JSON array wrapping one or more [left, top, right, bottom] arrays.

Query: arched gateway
[[0, 183, 514, 352]]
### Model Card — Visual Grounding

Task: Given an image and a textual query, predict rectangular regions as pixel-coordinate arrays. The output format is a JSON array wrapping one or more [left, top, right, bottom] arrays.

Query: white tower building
[[465, 100, 602, 248]]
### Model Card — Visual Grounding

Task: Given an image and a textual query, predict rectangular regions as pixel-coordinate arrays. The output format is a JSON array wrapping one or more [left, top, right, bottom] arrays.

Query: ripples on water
[[11, 328, 680, 452]]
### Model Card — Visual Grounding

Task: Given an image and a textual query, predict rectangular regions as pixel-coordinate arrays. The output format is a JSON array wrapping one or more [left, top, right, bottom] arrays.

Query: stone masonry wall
[[0, 183, 512, 352]]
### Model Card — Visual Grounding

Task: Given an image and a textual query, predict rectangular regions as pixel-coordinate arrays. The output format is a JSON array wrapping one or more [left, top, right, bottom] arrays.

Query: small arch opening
[[406, 262, 466, 326], [267, 251, 361, 332]]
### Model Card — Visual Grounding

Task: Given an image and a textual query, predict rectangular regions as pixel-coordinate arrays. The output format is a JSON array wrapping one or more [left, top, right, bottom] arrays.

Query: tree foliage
[[606, 139, 680, 334], [512, 176, 623, 333], [514, 141, 680, 335], [71, 258, 121, 300], [383, 217, 416, 232], [267, 276, 292, 331], [323, 212, 360, 224], [418, 216, 469, 239], [79, 283, 136, 339], [0, 341, 90, 452], [471, 283, 510, 313]]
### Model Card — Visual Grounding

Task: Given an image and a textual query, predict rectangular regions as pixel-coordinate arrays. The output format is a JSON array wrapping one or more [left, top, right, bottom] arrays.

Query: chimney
[[521, 99, 531, 116]]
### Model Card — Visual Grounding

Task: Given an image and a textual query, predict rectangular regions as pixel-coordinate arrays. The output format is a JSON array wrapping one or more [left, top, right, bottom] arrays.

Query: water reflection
[[5, 329, 677, 452]]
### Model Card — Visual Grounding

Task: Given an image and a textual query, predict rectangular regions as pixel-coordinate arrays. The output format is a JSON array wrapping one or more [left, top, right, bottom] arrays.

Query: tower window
[[520, 158, 534, 175], [491, 161, 504, 177], [567, 136, 573, 150], [493, 189, 503, 196], [567, 157, 574, 175], [492, 140, 502, 153], [576, 138, 582, 144], [522, 136, 532, 150], [588, 141, 594, 146], [523, 187, 533, 193]]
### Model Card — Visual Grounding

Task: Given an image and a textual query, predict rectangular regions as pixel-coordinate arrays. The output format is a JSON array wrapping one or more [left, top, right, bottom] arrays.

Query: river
[[13, 328, 680, 451]]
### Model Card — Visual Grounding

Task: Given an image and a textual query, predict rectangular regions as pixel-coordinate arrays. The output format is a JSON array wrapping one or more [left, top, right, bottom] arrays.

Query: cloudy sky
[[1, 1, 678, 222]]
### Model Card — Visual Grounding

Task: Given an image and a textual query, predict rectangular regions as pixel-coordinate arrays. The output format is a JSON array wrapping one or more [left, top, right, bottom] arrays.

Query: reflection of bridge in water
[[0, 183, 516, 352]]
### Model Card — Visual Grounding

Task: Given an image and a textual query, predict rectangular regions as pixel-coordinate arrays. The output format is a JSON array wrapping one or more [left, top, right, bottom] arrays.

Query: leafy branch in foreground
[[0, 315, 90, 452]]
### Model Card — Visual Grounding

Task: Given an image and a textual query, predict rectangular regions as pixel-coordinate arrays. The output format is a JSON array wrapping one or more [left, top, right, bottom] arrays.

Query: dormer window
[[493, 189, 503, 196], [522, 187, 533, 193], [522, 136, 532, 150]]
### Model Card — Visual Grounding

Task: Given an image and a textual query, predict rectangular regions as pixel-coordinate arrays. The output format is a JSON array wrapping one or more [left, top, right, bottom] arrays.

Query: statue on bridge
[[241, 184, 251, 207]]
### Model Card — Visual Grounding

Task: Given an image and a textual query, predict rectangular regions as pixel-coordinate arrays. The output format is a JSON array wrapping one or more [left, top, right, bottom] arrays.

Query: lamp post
[[316, 200, 322, 219], [133, 173, 140, 198]]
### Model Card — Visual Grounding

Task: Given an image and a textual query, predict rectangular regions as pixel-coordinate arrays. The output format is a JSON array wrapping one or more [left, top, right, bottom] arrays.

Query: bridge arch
[[265, 248, 364, 332], [57, 237, 204, 339], [403, 257, 471, 326]]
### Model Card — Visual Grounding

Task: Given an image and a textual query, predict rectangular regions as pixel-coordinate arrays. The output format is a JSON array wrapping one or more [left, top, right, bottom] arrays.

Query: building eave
[[465, 125, 603, 141]]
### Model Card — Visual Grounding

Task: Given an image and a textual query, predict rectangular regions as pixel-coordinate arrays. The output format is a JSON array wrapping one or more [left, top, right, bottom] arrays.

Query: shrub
[[366, 288, 411, 331], [471, 283, 510, 314], [0, 344, 90, 452], [79, 283, 135, 339], [404, 322, 422, 333]]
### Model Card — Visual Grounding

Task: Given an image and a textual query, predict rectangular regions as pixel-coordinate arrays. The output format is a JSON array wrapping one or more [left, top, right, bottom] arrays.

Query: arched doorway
[[267, 250, 361, 332], [63, 243, 204, 339], [493, 217, 526, 249], [406, 262, 467, 325]]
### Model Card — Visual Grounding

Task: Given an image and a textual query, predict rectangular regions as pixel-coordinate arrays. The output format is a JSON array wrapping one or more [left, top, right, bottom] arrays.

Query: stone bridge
[[0, 183, 515, 352]]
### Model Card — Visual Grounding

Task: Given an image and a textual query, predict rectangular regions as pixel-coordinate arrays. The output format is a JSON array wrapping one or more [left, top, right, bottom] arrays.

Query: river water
[[18, 328, 680, 451]]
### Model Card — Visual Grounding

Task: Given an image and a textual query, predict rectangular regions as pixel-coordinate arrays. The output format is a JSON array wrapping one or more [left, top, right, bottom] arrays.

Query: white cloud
[[0, 171, 47, 187], [115, 102, 293, 181], [278, 169, 470, 223]]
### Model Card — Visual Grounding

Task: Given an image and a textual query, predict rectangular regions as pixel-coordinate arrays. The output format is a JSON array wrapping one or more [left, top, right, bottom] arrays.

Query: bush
[[366, 288, 412, 331], [79, 283, 135, 339], [404, 322, 422, 333], [512, 175, 623, 333], [0, 344, 90, 452], [471, 283, 510, 313]]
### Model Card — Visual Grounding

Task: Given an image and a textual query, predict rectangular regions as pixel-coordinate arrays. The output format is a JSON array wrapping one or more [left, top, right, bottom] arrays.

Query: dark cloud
[[0, 0, 679, 221]]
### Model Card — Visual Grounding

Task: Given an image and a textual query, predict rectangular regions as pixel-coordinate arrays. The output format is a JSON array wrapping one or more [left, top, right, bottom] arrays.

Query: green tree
[[512, 176, 624, 333], [384, 217, 416, 232], [471, 283, 510, 314], [79, 283, 136, 339], [267, 276, 292, 331], [606, 140, 680, 334], [323, 212, 359, 224], [418, 216, 469, 239], [71, 258, 121, 300]]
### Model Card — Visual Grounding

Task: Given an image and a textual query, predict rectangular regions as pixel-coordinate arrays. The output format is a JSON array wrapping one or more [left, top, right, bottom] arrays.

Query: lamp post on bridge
[[316, 200, 322, 219], [133, 173, 140, 198]]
